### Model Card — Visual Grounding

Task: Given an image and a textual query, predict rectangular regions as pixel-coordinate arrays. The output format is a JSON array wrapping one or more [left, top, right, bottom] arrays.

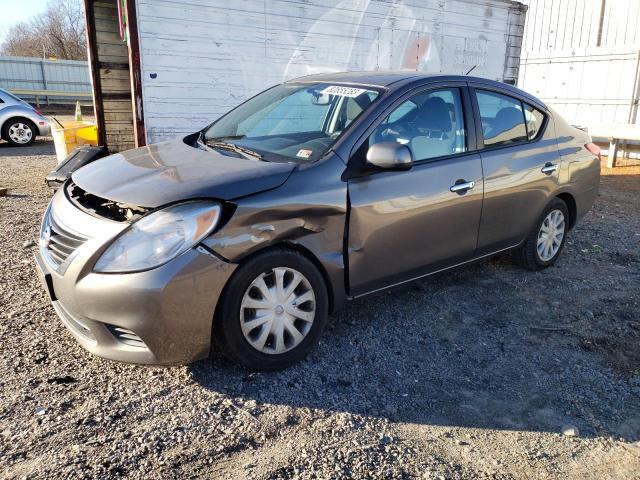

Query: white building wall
[[134, 0, 527, 144], [518, 0, 640, 127]]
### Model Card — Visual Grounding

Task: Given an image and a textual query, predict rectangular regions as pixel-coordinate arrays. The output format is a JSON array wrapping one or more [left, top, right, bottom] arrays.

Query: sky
[[0, 0, 49, 44]]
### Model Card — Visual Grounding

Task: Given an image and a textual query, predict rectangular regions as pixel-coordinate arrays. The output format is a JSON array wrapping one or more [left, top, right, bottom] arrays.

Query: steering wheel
[[373, 122, 413, 144]]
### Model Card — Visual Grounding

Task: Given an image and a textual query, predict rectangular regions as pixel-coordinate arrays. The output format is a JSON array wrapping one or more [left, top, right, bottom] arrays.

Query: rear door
[[470, 86, 561, 255], [347, 84, 484, 296]]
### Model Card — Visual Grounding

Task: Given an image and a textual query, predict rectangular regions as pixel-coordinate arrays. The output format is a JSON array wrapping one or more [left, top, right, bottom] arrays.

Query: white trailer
[[518, 0, 640, 127], [83, 0, 527, 152]]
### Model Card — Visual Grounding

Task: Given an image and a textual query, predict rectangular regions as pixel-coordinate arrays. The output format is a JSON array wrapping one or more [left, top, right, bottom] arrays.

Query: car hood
[[71, 139, 296, 207]]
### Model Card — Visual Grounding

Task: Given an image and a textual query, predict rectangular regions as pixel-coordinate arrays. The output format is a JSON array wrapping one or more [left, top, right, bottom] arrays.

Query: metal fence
[[0, 55, 92, 106]]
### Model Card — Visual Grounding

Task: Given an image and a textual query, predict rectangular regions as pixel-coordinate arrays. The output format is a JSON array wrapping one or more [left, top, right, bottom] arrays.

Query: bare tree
[[1, 0, 87, 60]]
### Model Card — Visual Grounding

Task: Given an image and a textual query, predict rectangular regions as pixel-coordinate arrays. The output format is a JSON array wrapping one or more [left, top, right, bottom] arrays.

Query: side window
[[523, 103, 545, 140], [387, 100, 417, 123], [475, 90, 527, 147], [369, 88, 466, 161]]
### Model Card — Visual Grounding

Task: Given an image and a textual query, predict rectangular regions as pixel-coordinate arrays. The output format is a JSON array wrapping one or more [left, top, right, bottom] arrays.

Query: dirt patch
[[1, 142, 639, 479]]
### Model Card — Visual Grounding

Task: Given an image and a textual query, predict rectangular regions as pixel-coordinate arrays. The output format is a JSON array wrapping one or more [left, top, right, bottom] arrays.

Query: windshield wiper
[[210, 135, 246, 141], [197, 131, 211, 151], [206, 140, 262, 161]]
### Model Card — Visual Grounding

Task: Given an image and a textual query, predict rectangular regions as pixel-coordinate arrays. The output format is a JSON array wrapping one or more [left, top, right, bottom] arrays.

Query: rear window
[[476, 90, 527, 147], [524, 103, 545, 140]]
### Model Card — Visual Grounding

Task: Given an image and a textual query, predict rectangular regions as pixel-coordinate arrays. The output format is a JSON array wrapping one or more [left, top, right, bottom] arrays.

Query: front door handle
[[450, 180, 475, 194], [541, 163, 559, 174]]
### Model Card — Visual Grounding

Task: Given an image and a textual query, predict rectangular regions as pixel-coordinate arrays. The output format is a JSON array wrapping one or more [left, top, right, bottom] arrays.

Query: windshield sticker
[[321, 85, 368, 98], [296, 149, 313, 159]]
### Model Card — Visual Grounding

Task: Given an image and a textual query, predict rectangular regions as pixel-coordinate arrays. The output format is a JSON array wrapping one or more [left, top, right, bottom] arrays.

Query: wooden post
[[607, 138, 618, 168], [83, 0, 107, 147], [124, 0, 146, 148]]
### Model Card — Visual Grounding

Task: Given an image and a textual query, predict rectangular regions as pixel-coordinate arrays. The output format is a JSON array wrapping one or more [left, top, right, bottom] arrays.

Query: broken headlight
[[94, 201, 221, 273]]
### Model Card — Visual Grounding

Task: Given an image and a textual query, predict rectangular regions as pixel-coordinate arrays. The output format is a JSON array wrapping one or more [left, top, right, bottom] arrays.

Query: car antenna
[[465, 65, 477, 75]]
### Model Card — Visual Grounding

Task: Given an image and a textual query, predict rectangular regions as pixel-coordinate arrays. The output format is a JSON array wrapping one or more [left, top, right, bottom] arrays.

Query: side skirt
[[348, 243, 521, 300]]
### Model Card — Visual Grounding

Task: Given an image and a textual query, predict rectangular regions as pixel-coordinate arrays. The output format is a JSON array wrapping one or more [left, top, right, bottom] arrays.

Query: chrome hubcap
[[537, 209, 565, 261], [8, 123, 33, 144], [240, 267, 316, 355]]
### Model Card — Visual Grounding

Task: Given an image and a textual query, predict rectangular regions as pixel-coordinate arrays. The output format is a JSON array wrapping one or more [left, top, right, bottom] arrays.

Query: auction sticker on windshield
[[296, 149, 313, 159], [321, 86, 368, 97]]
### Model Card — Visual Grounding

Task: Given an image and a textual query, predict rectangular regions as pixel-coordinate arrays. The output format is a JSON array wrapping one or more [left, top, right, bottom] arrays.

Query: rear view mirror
[[366, 142, 413, 170], [311, 91, 331, 105]]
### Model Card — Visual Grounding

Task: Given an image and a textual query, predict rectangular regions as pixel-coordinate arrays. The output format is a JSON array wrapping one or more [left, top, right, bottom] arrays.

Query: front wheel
[[213, 249, 329, 370], [515, 198, 569, 270], [2, 118, 37, 146]]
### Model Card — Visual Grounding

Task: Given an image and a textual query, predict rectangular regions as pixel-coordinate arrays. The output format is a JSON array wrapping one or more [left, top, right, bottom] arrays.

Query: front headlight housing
[[94, 201, 221, 273]]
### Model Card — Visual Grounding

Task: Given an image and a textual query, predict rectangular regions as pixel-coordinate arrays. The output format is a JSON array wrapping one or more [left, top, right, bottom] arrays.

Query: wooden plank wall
[[91, 0, 135, 152]]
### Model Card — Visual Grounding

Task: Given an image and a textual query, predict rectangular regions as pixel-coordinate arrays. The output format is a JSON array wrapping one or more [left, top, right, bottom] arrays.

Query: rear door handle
[[450, 180, 475, 193], [541, 163, 558, 174]]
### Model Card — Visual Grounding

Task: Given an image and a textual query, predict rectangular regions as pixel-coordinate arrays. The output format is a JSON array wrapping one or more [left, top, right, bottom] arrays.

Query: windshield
[[204, 83, 381, 162]]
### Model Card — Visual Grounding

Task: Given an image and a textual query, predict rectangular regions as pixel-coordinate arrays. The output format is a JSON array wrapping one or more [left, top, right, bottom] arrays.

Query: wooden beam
[[124, 0, 146, 148], [83, 0, 107, 147], [98, 61, 130, 70]]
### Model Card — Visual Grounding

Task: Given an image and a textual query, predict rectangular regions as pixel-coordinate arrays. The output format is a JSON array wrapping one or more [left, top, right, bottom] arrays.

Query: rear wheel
[[515, 198, 569, 270], [213, 249, 329, 370], [2, 118, 37, 146]]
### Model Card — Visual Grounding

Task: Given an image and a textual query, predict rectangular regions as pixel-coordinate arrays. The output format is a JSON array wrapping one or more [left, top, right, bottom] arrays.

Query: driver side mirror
[[366, 142, 413, 170]]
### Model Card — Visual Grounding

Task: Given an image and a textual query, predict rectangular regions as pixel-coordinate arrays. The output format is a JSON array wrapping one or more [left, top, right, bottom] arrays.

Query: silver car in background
[[0, 88, 51, 146]]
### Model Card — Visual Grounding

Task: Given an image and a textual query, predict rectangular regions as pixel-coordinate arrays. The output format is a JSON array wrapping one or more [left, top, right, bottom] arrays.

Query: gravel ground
[[1, 140, 639, 479]]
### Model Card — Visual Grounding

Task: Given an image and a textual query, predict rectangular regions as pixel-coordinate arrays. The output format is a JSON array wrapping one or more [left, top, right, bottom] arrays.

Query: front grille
[[107, 325, 147, 349], [45, 213, 87, 268]]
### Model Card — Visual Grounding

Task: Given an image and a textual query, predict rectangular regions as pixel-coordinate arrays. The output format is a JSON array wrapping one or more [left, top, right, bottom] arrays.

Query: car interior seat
[[410, 97, 455, 159], [485, 107, 527, 144]]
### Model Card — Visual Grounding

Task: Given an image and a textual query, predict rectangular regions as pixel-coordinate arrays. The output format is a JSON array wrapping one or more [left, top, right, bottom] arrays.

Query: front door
[[347, 86, 484, 296]]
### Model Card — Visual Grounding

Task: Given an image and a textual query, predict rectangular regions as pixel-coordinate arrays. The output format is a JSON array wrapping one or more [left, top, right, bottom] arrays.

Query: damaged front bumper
[[35, 190, 237, 365]]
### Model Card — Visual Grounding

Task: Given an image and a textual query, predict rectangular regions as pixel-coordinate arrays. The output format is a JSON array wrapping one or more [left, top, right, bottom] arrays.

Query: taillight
[[585, 142, 601, 161]]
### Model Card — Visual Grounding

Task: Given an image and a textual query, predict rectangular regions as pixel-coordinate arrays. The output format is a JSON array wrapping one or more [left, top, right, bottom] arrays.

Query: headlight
[[94, 201, 221, 273]]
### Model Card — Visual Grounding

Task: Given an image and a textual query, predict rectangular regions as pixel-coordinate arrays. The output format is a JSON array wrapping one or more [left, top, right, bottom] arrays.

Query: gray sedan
[[0, 88, 51, 146], [35, 72, 600, 370]]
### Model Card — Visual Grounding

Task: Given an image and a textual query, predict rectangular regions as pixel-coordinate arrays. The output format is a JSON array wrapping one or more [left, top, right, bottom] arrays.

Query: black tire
[[2, 118, 37, 146], [213, 248, 329, 371], [515, 198, 569, 271]]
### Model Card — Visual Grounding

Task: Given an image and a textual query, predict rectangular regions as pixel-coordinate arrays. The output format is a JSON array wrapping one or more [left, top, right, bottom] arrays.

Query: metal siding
[[0, 56, 91, 102], [519, 0, 640, 127], [134, 0, 527, 143]]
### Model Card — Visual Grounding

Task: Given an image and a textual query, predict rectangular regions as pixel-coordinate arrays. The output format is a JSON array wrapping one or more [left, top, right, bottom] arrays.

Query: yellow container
[[51, 119, 98, 163]]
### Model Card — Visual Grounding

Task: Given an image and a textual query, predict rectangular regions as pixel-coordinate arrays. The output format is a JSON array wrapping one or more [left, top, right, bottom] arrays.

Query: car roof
[[288, 71, 546, 110], [288, 71, 426, 87]]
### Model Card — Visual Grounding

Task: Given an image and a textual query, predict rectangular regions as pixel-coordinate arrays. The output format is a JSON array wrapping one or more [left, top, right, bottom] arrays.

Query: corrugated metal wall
[[0, 56, 91, 104], [518, 0, 640, 126], [134, 0, 527, 144]]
